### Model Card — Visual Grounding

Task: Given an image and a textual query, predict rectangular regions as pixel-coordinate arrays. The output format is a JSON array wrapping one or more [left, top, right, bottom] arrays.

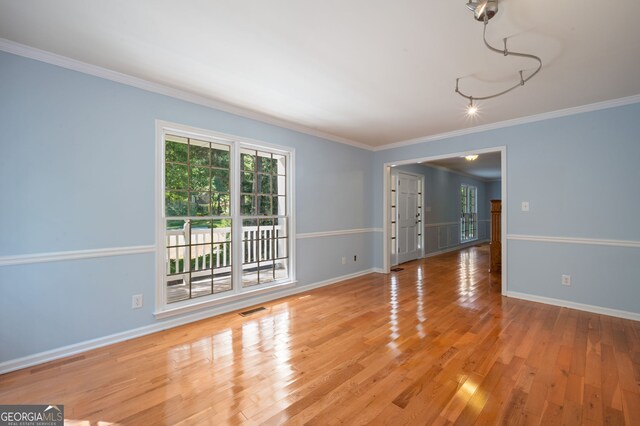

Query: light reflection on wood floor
[[1, 244, 639, 424]]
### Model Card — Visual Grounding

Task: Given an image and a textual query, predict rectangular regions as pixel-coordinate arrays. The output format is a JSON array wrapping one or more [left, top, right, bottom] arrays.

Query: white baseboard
[[0, 268, 383, 375], [506, 291, 640, 322], [423, 239, 490, 258]]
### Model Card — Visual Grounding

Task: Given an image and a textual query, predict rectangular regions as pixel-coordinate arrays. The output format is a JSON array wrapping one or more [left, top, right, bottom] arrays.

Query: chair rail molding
[[0, 245, 156, 267], [506, 234, 640, 248], [296, 228, 383, 239]]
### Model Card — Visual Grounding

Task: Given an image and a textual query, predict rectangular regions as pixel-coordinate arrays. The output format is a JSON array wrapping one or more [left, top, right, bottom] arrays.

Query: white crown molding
[[296, 228, 383, 239], [506, 291, 640, 322], [386, 146, 505, 169], [0, 38, 372, 152], [3, 38, 639, 154], [375, 94, 640, 152], [416, 162, 497, 182], [0, 245, 155, 267], [0, 267, 382, 375], [506, 234, 640, 249]]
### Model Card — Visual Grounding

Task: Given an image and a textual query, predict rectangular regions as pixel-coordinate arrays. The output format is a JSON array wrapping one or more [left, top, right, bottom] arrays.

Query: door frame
[[392, 169, 425, 266], [382, 146, 507, 295]]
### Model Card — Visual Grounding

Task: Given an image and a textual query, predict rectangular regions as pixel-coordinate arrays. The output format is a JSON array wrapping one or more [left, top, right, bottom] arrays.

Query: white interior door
[[397, 172, 421, 264]]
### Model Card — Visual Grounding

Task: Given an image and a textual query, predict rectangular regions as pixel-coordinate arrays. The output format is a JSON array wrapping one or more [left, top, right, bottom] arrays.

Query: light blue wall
[[2, 48, 640, 365], [374, 102, 640, 315], [509, 241, 639, 314], [0, 51, 375, 363], [487, 180, 501, 201], [394, 164, 490, 255]]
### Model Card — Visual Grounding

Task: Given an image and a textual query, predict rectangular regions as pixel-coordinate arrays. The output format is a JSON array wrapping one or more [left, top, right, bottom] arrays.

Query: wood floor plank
[[0, 244, 638, 424], [540, 401, 564, 425], [621, 389, 640, 425]]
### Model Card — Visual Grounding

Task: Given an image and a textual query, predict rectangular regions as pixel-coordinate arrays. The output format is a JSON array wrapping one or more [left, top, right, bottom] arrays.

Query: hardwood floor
[[1, 244, 639, 425]]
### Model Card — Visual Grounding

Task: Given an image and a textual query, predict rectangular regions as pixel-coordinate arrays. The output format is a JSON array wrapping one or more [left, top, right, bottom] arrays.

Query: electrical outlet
[[354, 255, 357, 262], [521, 201, 530, 212], [132, 294, 143, 309], [341, 256, 346, 265], [561, 275, 571, 286]]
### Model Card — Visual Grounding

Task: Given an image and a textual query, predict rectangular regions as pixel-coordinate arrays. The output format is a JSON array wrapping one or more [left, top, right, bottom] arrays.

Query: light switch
[[521, 201, 530, 212]]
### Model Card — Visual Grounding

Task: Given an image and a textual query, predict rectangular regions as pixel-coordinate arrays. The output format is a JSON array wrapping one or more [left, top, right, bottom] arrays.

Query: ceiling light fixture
[[466, 99, 478, 116], [464, 155, 479, 161], [455, 0, 542, 113]]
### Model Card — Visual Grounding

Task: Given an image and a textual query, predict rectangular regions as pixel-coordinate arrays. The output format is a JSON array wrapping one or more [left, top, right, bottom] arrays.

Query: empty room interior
[[1, 1, 639, 424]]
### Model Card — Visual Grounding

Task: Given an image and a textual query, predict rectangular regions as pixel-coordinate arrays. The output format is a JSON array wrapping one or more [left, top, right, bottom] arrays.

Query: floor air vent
[[239, 307, 267, 317], [391, 267, 404, 272]]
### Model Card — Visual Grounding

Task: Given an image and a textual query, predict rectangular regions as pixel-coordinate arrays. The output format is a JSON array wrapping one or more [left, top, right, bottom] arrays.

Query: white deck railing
[[166, 224, 286, 276]]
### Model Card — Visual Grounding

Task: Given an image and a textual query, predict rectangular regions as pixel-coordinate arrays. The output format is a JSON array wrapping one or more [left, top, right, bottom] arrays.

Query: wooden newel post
[[490, 200, 501, 273]]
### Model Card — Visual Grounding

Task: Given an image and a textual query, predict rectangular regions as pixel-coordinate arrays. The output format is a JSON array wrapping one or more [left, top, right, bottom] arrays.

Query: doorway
[[393, 171, 424, 265], [382, 146, 507, 294]]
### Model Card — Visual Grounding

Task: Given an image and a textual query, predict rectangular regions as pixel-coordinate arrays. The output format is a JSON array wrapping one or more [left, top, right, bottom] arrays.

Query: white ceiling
[[1, 0, 639, 148], [425, 152, 502, 180]]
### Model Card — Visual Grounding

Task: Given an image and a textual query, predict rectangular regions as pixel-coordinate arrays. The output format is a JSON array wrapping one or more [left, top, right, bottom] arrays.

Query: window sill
[[154, 280, 297, 320]]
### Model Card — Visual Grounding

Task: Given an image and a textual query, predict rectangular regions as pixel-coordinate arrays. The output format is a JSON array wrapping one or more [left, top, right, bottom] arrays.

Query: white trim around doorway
[[382, 146, 507, 295], [391, 169, 425, 266]]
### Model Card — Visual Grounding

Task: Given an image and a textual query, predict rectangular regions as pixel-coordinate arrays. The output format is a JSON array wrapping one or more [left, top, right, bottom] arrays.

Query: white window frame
[[460, 184, 478, 243], [155, 120, 296, 318]]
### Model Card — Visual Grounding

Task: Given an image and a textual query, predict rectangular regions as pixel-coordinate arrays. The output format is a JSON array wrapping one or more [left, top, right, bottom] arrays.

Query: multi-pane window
[[240, 149, 288, 287], [460, 184, 477, 242], [164, 135, 233, 303], [161, 130, 292, 307], [390, 176, 397, 254]]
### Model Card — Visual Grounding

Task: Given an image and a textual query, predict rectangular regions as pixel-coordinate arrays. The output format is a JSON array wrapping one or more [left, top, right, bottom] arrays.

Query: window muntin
[[164, 135, 233, 303], [460, 184, 478, 242], [165, 219, 232, 303], [240, 148, 289, 288], [165, 135, 231, 218], [390, 176, 397, 254], [161, 131, 292, 307]]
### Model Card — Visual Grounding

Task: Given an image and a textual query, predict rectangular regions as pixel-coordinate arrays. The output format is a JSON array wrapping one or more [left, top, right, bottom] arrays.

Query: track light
[[466, 99, 478, 116], [455, 0, 542, 114]]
